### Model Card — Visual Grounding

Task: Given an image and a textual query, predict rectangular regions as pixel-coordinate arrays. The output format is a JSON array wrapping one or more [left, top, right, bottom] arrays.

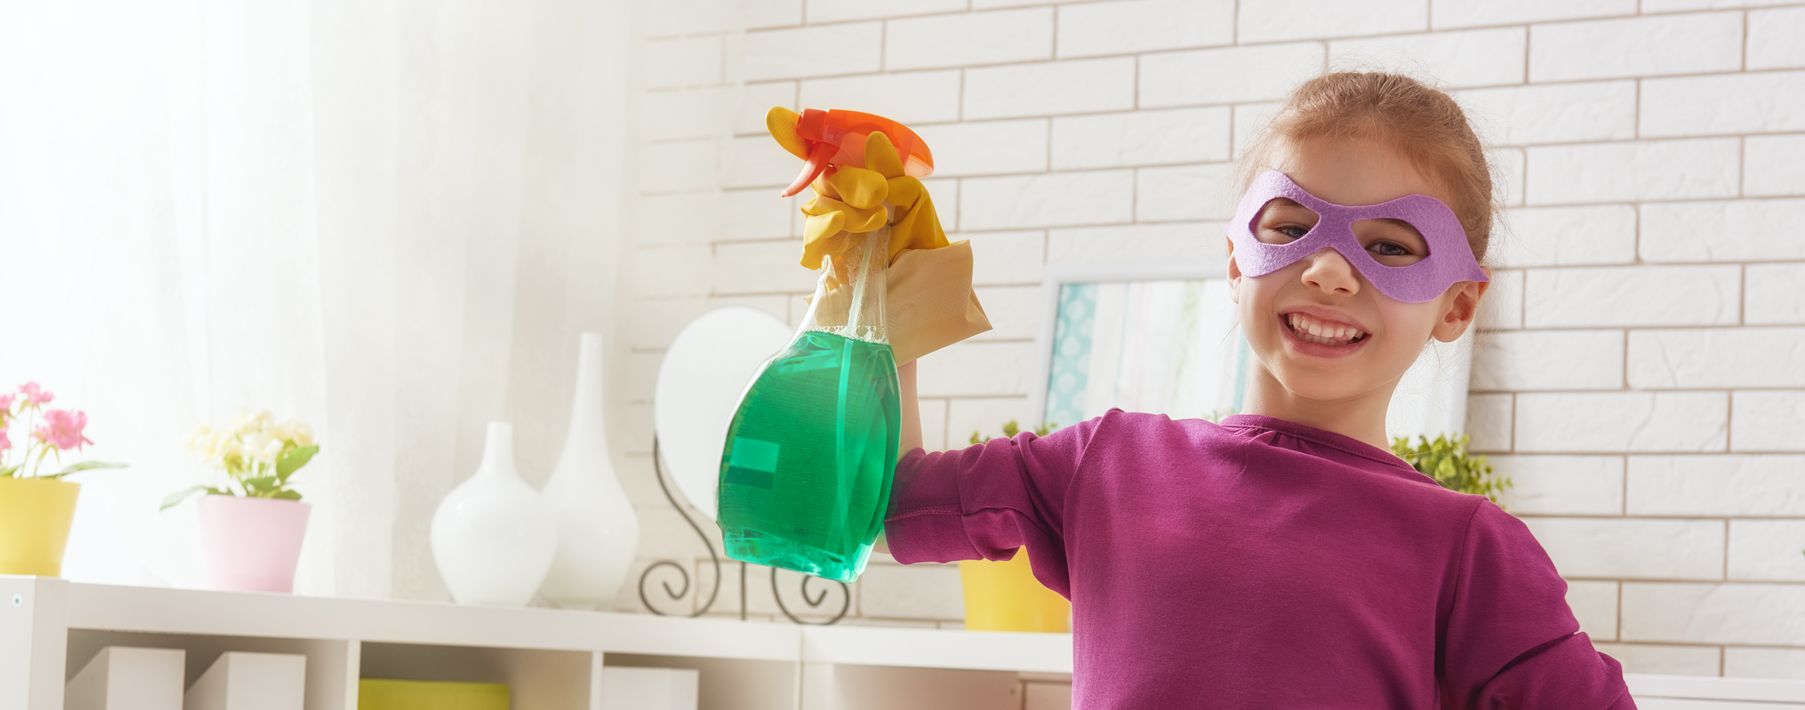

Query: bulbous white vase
[[431, 421, 558, 607], [538, 332, 642, 610]]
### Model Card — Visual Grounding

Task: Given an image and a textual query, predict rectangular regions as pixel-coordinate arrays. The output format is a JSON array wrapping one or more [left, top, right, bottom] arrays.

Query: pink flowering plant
[[0, 381, 127, 479], [161, 410, 318, 511]]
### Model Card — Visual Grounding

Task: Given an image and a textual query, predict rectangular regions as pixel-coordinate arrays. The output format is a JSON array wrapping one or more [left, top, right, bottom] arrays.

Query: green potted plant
[[1389, 433, 1512, 508], [958, 418, 1071, 633], [162, 410, 319, 593], [0, 381, 127, 577]]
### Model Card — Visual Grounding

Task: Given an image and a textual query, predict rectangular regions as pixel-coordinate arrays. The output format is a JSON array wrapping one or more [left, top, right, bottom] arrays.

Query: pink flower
[[0, 393, 14, 411], [18, 382, 53, 406], [33, 409, 92, 451], [0, 428, 10, 455]]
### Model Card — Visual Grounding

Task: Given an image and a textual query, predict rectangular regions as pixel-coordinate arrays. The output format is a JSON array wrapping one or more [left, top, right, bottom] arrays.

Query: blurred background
[[3, 0, 1802, 699]]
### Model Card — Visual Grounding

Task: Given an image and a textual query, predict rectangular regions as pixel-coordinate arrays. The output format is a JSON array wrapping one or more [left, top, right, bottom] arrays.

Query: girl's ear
[[1225, 237, 1240, 303], [1431, 268, 1490, 343]]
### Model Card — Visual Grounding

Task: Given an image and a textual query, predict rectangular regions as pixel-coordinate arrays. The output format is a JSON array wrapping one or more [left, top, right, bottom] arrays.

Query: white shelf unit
[[6, 575, 1805, 709]]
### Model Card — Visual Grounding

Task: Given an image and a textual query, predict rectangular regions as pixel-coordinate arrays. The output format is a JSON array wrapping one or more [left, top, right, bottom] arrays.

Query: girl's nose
[[1300, 247, 1360, 296]]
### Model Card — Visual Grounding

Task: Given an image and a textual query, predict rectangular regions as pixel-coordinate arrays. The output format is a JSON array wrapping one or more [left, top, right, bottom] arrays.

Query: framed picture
[[1028, 264, 1478, 441]]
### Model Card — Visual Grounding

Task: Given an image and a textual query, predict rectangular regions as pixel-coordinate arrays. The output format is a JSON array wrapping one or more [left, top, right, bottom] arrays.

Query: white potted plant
[[0, 381, 126, 577], [162, 410, 319, 593]]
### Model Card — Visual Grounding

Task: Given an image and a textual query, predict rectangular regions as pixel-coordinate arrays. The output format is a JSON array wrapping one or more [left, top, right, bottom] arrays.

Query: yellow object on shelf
[[358, 678, 509, 710], [0, 478, 81, 577], [958, 546, 1071, 633]]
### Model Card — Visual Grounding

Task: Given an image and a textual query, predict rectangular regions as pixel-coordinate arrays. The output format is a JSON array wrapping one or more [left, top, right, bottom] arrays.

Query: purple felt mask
[[1226, 169, 1488, 303]]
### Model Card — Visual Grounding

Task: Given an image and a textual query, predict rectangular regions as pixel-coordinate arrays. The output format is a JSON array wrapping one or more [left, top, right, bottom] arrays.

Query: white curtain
[[0, 0, 637, 600]]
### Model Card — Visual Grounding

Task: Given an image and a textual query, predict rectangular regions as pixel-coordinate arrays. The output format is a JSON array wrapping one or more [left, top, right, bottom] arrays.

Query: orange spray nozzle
[[772, 108, 934, 198]]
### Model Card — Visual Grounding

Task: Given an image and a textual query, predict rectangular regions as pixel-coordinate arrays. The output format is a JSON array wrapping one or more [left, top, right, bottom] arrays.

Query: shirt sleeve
[[880, 408, 1116, 599], [1439, 498, 1638, 709]]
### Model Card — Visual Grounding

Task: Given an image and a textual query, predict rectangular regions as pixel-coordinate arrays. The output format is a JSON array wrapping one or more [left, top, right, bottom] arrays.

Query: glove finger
[[803, 194, 886, 233], [766, 106, 809, 161], [820, 165, 887, 210], [864, 130, 905, 179]]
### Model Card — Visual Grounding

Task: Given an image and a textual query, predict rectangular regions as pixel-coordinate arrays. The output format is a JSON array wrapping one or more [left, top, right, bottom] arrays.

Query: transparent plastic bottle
[[716, 227, 900, 583]]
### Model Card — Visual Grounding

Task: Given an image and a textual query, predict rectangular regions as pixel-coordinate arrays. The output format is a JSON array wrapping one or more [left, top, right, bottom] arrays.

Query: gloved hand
[[767, 107, 992, 364]]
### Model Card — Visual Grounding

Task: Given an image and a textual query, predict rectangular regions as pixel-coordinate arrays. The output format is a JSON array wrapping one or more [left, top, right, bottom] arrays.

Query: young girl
[[877, 73, 1637, 708]]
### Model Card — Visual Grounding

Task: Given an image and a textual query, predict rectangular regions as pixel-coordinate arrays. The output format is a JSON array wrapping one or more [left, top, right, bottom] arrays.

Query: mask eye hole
[[1251, 198, 1319, 245], [1351, 218, 1430, 267]]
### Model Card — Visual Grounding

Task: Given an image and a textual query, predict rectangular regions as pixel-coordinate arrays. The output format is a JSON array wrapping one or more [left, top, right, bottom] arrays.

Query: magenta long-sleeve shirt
[[883, 408, 1636, 708]]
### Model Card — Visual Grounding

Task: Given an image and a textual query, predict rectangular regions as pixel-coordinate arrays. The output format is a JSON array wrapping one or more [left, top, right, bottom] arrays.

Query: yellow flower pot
[[957, 546, 1070, 633], [0, 477, 82, 577], [359, 678, 509, 710]]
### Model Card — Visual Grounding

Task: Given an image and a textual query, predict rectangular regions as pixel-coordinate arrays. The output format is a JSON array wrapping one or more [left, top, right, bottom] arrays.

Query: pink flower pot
[[198, 496, 310, 593]]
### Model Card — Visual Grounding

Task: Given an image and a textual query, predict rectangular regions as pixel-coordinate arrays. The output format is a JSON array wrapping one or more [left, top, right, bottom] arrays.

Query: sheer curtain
[[0, 0, 638, 601]]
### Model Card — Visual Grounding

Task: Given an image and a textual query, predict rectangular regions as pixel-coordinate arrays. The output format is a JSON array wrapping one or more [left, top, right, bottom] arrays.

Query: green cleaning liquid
[[717, 327, 901, 583]]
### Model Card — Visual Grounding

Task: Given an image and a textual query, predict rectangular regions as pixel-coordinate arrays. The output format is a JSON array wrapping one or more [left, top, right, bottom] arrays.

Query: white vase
[[538, 331, 641, 610], [430, 421, 558, 607]]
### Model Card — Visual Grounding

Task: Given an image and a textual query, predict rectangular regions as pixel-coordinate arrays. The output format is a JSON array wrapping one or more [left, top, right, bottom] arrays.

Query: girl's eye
[[1274, 225, 1308, 240], [1371, 241, 1412, 257]]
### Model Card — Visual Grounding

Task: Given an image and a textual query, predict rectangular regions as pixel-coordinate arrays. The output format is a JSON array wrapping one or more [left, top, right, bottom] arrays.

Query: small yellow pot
[[957, 546, 1071, 633], [0, 477, 82, 577]]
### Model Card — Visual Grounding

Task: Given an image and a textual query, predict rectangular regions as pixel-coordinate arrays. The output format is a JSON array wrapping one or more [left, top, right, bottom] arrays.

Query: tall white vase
[[538, 332, 642, 610], [431, 421, 558, 607]]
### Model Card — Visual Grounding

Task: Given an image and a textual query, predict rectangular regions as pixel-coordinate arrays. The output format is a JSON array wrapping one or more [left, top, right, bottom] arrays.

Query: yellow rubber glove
[[767, 106, 991, 364]]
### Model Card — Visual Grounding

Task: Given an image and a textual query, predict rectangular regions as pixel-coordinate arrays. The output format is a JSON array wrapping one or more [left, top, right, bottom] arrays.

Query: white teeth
[[1286, 313, 1365, 345]]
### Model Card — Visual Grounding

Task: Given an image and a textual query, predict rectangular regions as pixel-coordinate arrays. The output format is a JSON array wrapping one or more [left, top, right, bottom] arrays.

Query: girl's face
[[1227, 136, 1491, 404]]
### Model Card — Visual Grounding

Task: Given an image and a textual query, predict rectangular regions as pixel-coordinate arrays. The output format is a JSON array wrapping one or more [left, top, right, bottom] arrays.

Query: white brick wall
[[619, 0, 1805, 688]]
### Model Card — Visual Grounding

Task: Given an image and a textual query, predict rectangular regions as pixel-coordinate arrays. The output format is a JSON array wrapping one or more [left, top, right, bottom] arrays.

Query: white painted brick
[[721, 134, 805, 189], [1050, 107, 1231, 170], [947, 397, 1041, 443], [1472, 330, 1624, 390], [1242, 0, 1425, 42], [886, 8, 1053, 71], [970, 285, 1043, 341], [1135, 163, 1237, 222], [1627, 328, 1805, 389], [917, 340, 1036, 397], [624, 296, 790, 350], [1748, 264, 1805, 325], [1622, 583, 1805, 645], [635, 191, 789, 247], [642, 82, 795, 141], [1749, 6, 1805, 70], [1328, 28, 1524, 88], [1523, 265, 1740, 328], [1047, 222, 1224, 271], [1593, 643, 1723, 676], [624, 351, 662, 403], [1744, 134, 1805, 197], [748, 0, 804, 29], [1489, 147, 1524, 207], [1521, 517, 1723, 580], [1489, 455, 1625, 515], [1515, 391, 1728, 453], [1465, 392, 1514, 452], [645, 0, 743, 36], [1430, 0, 1636, 30], [1641, 71, 1805, 137], [856, 562, 965, 620], [639, 139, 719, 193], [1525, 139, 1740, 205], [645, 36, 724, 89], [1140, 43, 1327, 108], [960, 170, 1134, 230], [1641, 199, 1805, 262], [1529, 12, 1741, 82], [1725, 647, 1805, 681], [964, 58, 1137, 120], [713, 240, 804, 294], [920, 397, 950, 450], [914, 119, 1048, 178], [1455, 81, 1637, 146], [1055, 0, 1234, 58], [1628, 454, 1805, 515], [1231, 102, 1283, 161], [1729, 520, 1805, 582], [630, 245, 714, 299], [1491, 205, 1637, 268], [798, 71, 963, 125], [806, 0, 965, 23], [974, 0, 1091, 7], [738, 23, 882, 82], [958, 230, 1046, 285], [1644, 0, 1799, 10], [922, 176, 959, 231], [1567, 580, 1621, 640], [1476, 269, 1523, 330], [1733, 391, 1805, 451]]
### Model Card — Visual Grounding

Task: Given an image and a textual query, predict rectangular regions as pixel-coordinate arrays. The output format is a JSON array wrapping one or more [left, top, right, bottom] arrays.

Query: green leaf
[[240, 475, 279, 496], [46, 460, 129, 479], [161, 484, 214, 512], [275, 444, 319, 482], [267, 488, 303, 502]]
